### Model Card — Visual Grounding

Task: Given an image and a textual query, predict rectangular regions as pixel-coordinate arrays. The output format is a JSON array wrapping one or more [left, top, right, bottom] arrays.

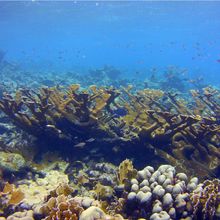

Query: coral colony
[[0, 64, 219, 220]]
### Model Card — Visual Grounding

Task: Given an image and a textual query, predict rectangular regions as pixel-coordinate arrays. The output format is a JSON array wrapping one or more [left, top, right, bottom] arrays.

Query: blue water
[[0, 1, 220, 84]]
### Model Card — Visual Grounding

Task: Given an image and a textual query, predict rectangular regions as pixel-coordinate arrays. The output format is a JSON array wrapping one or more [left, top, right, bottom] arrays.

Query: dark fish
[[216, 59, 220, 63]]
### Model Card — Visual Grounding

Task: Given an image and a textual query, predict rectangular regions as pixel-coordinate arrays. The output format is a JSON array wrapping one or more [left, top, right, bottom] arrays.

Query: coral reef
[[17, 170, 69, 208], [117, 159, 137, 185], [0, 158, 219, 220], [190, 178, 220, 219], [118, 163, 197, 219], [3, 210, 34, 220], [0, 84, 219, 178], [0, 152, 26, 173], [0, 59, 220, 219], [39, 194, 84, 220], [0, 85, 120, 148], [0, 183, 24, 217], [118, 86, 220, 177]]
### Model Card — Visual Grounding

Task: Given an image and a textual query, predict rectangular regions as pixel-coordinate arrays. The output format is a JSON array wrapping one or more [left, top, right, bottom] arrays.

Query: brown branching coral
[[190, 179, 220, 220], [191, 87, 220, 118], [119, 86, 220, 177], [0, 85, 121, 146], [0, 84, 219, 178]]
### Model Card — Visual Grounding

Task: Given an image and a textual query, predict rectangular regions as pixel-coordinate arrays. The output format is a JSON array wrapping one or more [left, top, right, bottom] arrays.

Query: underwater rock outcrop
[[0, 152, 26, 173]]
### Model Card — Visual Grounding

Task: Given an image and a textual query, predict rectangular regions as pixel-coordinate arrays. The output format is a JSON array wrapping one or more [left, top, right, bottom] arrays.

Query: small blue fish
[[74, 142, 86, 148]]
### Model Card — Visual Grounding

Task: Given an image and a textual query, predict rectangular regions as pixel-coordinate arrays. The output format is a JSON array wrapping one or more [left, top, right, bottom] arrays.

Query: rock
[[81, 197, 94, 208], [18, 170, 69, 207], [6, 210, 34, 220], [79, 206, 106, 220], [0, 151, 26, 172]]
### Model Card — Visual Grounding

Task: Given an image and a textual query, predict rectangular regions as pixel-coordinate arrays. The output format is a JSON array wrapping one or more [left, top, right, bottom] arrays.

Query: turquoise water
[[0, 1, 220, 83]]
